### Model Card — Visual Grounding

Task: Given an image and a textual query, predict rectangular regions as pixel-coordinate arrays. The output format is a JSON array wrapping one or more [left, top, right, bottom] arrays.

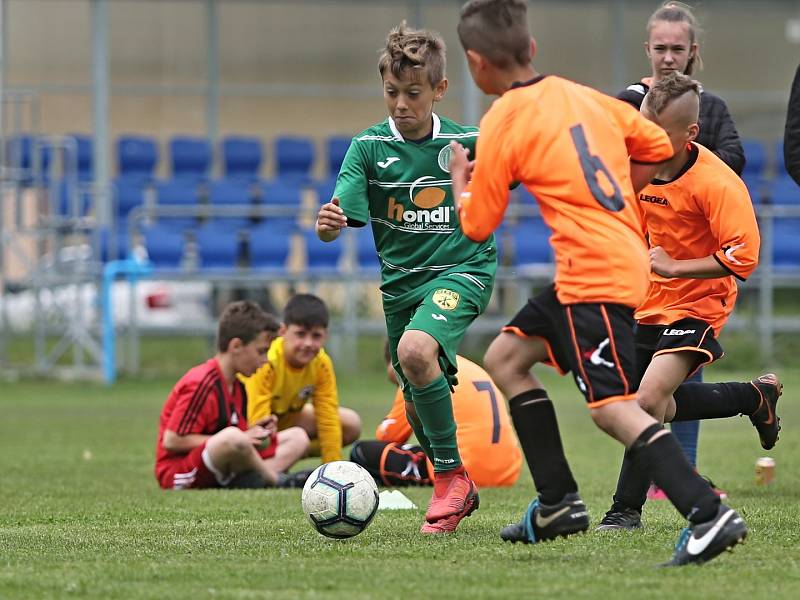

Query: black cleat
[[596, 504, 643, 531], [500, 493, 589, 544], [276, 468, 315, 489], [749, 373, 782, 450], [662, 504, 747, 567]]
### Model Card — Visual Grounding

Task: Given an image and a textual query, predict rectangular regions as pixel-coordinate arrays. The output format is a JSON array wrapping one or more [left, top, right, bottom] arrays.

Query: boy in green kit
[[315, 22, 496, 534]]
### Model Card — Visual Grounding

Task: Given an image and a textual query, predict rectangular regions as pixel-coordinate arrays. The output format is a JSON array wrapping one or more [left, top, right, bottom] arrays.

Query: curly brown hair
[[378, 21, 446, 87]]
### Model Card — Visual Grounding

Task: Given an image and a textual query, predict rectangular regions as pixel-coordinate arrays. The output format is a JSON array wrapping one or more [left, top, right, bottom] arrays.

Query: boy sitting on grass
[[244, 293, 362, 465], [155, 300, 310, 490]]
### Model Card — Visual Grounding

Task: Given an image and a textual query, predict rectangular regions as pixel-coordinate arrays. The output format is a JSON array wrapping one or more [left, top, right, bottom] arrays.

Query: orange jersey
[[375, 356, 521, 487], [459, 75, 674, 307], [635, 143, 760, 334]]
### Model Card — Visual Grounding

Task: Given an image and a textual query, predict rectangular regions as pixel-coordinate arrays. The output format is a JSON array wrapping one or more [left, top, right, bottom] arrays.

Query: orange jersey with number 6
[[375, 355, 521, 487], [458, 75, 673, 308]]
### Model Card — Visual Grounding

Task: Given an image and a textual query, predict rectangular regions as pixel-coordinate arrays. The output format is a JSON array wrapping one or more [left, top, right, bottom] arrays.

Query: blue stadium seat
[[326, 136, 351, 177], [117, 135, 158, 182], [6, 135, 52, 185], [742, 139, 766, 179], [248, 223, 292, 271], [52, 178, 92, 218], [68, 133, 93, 182], [314, 175, 337, 206], [768, 176, 800, 205], [511, 219, 552, 266], [142, 223, 185, 269], [97, 227, 129, 262], [114, 178, 147, 223], [304, 229, 342, 271], [169, 135, 211, 181], [774, 140, 787, 178], [208, 179, 254, 228], [352, 226, 380, 271], [156, 179, 200, 228], [195, 223, 242, 270], [222, 136, 263, 181], [773, 218, 800, 270], [275, 136, 314, 184], [261, 179, 302, 228]]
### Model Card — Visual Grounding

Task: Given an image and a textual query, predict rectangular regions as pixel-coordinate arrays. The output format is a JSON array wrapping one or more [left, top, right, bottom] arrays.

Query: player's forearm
[[667, 255, 729, 279], [162, 430, 211, 453], [630, 162, 661, 194]]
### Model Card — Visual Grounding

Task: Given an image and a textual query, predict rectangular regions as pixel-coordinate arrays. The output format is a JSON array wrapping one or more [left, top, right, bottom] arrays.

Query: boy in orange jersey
[[595, 72, 782, 531], [350, 342, 521, 488], [452, 0, 746, 566]]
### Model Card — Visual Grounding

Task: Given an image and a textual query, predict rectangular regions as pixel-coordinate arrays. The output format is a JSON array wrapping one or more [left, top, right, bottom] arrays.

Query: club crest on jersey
[[432, 289, 460, 311], [386, 175, 453, 230], [437, 145, 452, 173]]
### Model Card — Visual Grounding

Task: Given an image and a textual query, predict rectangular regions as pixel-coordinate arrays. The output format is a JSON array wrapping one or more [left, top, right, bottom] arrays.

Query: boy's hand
[[246, 425, 272, 447], [650, 245, 678, 278], [316, 197, 347, 239], [254, 414, 278, 436], [449, 142, 473, 211]]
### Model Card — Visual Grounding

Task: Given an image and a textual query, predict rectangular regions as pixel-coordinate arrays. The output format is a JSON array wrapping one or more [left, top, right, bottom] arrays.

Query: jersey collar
[[388, 113, 441, 142]]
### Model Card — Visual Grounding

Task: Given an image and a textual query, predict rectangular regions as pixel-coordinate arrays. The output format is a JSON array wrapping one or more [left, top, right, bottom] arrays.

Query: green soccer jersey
[[334, 114, 497, 313]]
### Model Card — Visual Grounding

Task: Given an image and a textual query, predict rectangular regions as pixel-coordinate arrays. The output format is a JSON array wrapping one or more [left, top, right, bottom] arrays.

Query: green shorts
[[385, 272, 493, 400]]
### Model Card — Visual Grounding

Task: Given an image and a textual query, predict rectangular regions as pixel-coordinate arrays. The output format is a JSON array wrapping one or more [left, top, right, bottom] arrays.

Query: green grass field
[[1, 361, 798, 599]]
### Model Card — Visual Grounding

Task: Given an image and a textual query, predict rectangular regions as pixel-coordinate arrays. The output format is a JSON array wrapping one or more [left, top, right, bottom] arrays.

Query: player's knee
[[214, 427, 252, 457], [341, 408, 362, 444], [283, 426, 310, 453], [636, 388, 667, 417], [396, 337, 436, 381]]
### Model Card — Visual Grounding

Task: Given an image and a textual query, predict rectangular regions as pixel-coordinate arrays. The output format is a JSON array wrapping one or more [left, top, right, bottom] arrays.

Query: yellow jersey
[[243, 337, 341, 463]]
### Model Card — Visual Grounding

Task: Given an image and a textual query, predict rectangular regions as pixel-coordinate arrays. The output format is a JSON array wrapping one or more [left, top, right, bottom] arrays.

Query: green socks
[[410, 374, 462, 472]]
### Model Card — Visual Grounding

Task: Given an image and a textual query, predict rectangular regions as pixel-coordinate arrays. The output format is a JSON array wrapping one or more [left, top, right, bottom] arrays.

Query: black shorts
[[503, 284, 638, 407], [634, 318, 724, 380]]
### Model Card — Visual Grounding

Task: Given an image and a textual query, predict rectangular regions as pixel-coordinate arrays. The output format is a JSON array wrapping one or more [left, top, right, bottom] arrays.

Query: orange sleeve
[[375, 388, 412, 443], [458, 105, 515, 242], [704, 177, 760, 281], [606, 96, 674, 164]]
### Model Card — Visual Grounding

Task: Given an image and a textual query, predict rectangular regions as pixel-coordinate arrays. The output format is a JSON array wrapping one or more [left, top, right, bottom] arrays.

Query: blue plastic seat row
[[101, 222, 377, 272]]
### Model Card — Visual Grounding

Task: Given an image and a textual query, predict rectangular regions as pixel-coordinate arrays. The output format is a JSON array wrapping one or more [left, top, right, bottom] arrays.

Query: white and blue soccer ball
[[301, 461, 379, 539]]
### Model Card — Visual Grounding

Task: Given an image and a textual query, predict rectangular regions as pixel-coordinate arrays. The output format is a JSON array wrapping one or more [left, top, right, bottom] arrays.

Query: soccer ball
[[301, 461, 379, 539]]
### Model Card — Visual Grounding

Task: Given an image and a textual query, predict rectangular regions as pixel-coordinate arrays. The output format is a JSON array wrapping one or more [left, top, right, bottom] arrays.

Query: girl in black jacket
[[617, 2, 745, 175]]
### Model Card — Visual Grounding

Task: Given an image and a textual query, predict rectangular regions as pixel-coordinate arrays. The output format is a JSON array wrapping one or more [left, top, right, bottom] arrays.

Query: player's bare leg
[[398, 329, 477, 533], [204, 426, 278, 486], [637, 352, 696, 423], [486, 333, 589, 544], [265, 427, 310, 473], [483, 331, 549, 400], [291, 403, 363, 455]]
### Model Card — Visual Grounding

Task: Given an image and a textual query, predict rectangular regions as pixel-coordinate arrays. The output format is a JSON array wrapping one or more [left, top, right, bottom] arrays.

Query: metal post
[[610, 0, 627, 95], [410, 0, 423, 27], [206, 0, 219, 150], [0, 0, 7, 363], [758, 207, 775, 366], [91, 0, 110, 228], [460, 53, 480, 126]]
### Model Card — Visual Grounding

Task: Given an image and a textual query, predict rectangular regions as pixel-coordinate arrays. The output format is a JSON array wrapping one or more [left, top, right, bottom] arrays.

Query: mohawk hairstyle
[[378, 21, 446, 86], [646, 71, 700, 116]]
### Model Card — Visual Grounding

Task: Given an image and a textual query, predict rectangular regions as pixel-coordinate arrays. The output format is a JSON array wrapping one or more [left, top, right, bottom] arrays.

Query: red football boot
[[424, 467, 478, 522]]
